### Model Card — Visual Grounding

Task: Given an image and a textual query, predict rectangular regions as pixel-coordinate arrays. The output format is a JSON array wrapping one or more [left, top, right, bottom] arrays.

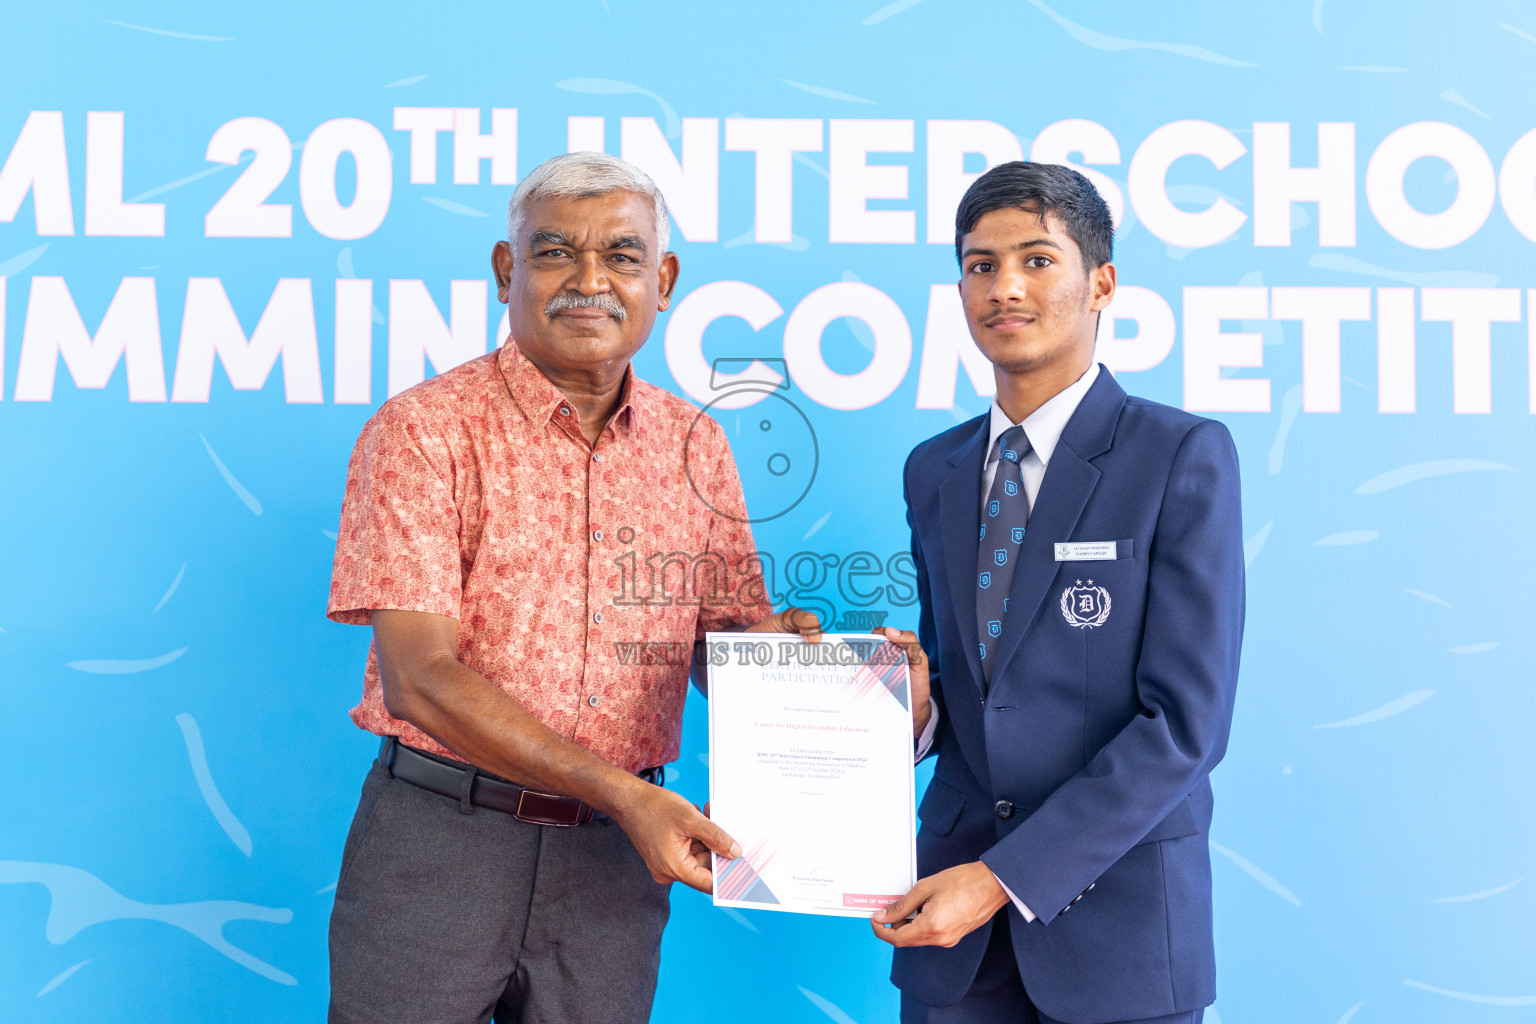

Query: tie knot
[[994, 425, 1030, 466]]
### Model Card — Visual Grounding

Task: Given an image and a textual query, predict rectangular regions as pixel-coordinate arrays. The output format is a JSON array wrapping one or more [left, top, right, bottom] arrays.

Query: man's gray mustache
[[545, 292, 627, 321]]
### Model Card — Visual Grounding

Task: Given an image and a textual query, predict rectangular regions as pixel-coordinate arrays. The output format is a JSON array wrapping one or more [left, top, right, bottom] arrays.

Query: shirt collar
[[985, 362, 1101, 469], [497, 339, 639, 438]]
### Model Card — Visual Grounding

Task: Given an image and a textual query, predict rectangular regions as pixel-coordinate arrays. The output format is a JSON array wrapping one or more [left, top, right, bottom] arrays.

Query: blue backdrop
[[3, 2, 1534, 1021]]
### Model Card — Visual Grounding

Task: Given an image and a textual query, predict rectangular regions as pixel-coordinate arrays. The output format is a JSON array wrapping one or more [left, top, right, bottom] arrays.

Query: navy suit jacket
[[891, 368, 1244, 1024]]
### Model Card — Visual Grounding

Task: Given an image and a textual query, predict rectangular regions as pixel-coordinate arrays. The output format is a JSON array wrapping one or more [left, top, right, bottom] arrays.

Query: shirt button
[[593, 611, 604, 623], [593, 529, 604, 541], [592, 452, 602, 462], [559, 406, 572, 416], [587, 695, 600, 707]]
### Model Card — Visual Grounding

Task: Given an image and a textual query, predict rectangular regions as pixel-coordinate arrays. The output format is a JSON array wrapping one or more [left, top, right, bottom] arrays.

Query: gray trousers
[[328, 758, 672, 1024]]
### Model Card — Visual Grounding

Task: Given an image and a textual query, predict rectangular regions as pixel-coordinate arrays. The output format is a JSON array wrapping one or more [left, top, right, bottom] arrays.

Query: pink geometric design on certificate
[[715, 836, 782, 903], [841, 639, 911, 712]]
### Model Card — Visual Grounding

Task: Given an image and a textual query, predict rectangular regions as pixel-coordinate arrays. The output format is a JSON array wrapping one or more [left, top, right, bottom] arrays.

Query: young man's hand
[[875, 626, 931, 738], [869, 861, 1009, 947]]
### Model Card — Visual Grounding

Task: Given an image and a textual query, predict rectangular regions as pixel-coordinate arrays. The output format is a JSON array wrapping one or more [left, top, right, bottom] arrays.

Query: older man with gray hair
[[324, 152, 817, 1024]]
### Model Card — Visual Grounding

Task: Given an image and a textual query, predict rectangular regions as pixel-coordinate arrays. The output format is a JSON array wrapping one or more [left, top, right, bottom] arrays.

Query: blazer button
[[993, 799, 1014, 820]]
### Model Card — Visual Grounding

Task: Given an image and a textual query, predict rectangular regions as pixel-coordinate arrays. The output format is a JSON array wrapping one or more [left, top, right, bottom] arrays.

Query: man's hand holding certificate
[[706, 632, 919, 917]]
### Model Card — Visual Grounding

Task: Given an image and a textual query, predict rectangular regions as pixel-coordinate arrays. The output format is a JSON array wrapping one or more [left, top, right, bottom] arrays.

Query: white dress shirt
[[912, 362, 1102, 923]]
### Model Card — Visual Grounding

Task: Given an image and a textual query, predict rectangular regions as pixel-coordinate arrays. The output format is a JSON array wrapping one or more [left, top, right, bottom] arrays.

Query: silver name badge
[[1054, 541, 1119, 562]]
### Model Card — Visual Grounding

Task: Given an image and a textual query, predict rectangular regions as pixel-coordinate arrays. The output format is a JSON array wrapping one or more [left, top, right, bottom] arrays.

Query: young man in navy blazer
[[871, 162, 1244, 1024]]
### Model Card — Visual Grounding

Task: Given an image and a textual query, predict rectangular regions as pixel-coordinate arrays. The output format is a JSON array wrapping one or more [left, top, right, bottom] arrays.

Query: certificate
[[706, 632, 917, 918]]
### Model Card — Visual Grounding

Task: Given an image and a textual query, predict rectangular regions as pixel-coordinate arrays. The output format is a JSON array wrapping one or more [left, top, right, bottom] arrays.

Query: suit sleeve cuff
[[913, 698, 939, 761], [991, 870, 1038, 923]]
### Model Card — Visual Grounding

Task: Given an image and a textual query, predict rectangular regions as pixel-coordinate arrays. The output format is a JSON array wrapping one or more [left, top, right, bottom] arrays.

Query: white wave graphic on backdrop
[[1243, 521, 1273, 568], [781, 80, 877, 105], [1334, 1001, 1366, 1024], [721, 907, 761, 933], [798, 985, 863, 1024], [1402, 979, 1536, 1006], [861, 0, 924, 26], [839, 270, 878, 352], [794, 153, 830, 180], [127, 158, 243, 204], [200, 433, 263, 514], [97, 18, 230, 42], [1208, 841, 1301, 905], [1308, 253, 1498, 289], [1315, 690, 1434, 728], [554, 79, 680, 138], [66, 647, 188, 674], [35, 958, 90, 997], [152, 563, 187, 613], [1314, 530, 1379, 546], [1355, 459, 1515, 494], [1024, 0, 1256, 67], [337, 248, 387, 324], [802, 511, 833, 542], [0, 862, 294, 984], [1431, 877, 1522, 903], [1440, 87, 1491, 118], [423, 197, 489, 218], [1268, 385, 1303, 474], [176, 713, 254, 855], [724, 228, 810, 251], [0, 243, 49, 276]]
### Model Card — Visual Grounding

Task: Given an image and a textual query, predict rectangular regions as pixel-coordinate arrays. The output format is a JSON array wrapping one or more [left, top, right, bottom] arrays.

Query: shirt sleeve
[[327, 399, 463, 625], [993, 872, 1038, 923], [692, 415, 774, 637], [913, 698, 940, 760]]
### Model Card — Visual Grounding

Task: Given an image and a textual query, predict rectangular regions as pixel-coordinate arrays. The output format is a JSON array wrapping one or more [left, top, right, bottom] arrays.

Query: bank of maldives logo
[[1060, 579, 1111, 628]]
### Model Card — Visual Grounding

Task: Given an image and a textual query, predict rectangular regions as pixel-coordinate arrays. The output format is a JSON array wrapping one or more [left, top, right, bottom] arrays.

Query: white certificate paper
[[706, 632, 917, 918]]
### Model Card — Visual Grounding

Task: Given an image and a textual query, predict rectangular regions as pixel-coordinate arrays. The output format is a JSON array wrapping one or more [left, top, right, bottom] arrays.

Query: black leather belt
[[379, 736, 663, 827]]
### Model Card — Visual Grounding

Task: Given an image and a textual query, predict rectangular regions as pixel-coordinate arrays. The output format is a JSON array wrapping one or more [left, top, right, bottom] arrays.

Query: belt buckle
[[514, 789, 587, 827]]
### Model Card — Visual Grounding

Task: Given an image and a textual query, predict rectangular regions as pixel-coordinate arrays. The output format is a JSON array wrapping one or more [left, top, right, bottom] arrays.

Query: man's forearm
[[384, 653, 653, 818]]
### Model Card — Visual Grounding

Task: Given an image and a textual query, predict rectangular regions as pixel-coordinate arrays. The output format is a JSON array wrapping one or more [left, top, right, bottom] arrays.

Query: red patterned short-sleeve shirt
[[328, 341, 772, 772]]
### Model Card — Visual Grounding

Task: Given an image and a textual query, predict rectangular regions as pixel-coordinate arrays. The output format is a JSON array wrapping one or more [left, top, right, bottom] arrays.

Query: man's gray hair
[[506, 152, 671, 254]]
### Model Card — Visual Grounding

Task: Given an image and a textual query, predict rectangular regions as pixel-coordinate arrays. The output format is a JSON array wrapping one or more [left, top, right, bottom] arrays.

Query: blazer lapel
[[937, 417, 989, 697], [987, 368, 1127, 681]]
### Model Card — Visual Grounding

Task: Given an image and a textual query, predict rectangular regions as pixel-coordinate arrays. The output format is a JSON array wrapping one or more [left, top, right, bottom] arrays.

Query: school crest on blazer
[[1060, 578, 1111, 628]]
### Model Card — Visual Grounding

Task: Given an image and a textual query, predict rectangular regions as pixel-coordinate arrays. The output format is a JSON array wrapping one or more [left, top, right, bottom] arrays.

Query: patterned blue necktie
[[977, 424, 1032, 683]]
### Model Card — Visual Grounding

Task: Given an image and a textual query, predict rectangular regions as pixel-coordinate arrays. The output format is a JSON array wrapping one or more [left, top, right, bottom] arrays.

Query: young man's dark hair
[[954, 161, 1114, 272]]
